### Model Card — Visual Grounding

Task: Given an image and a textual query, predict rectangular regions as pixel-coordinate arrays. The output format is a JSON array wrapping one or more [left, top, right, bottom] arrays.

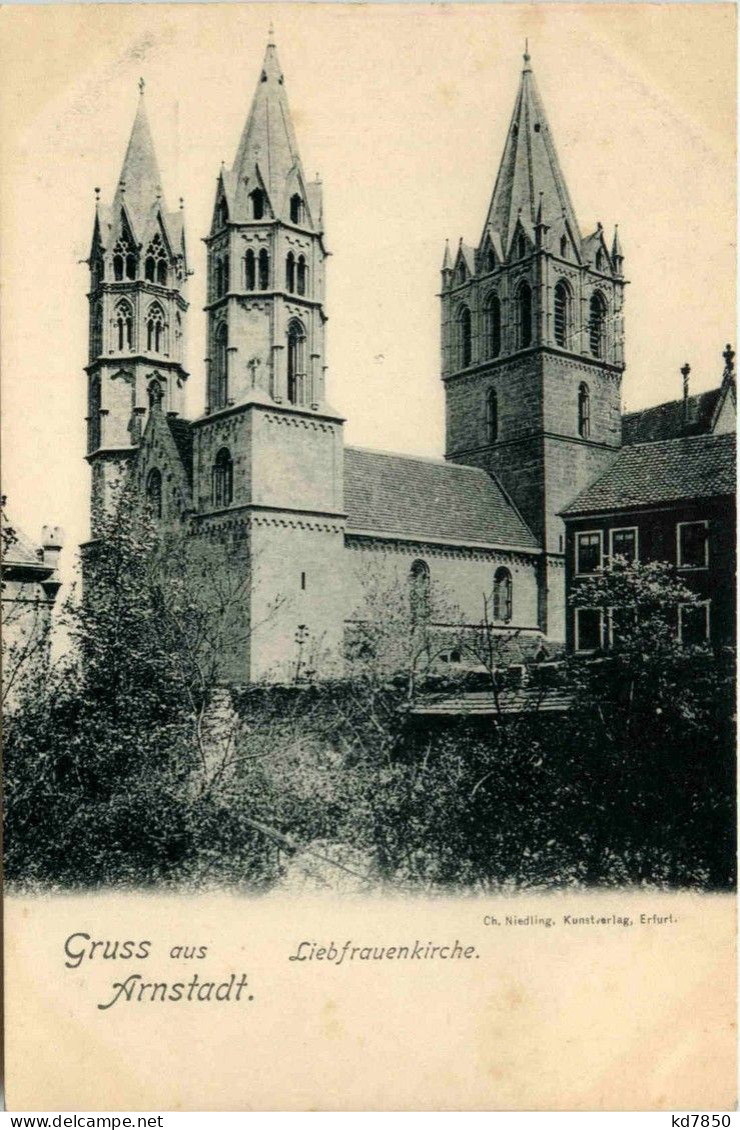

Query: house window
[[677, 521, 708, 569], [576, 530, 602, 575], [486, 388, 498, 444], [250, 189, 265, 220], [114, 300, 133, 351], [575, 608, 603, 653], [212, 447, 234, 508], [457, 305, 472, 368], [113, 253, 124, 281], [286, 252, 295, 293], [595, 249, 604, 271], [485, 293, 501, 358], [517, 232, 526, 259], [244, 249, 256, 290], [517, 282, 532, 349], [297, 255, 307, 296], [610, 527, 638, 564], [487, 249, 496, 272], [589, 291, 606, 358], [290, 194, 303, 224], [146, 468, 162, 519], [554, 281, 569, 347], [213, 323, 228, 409], [678, 602, 710, 646], [493, 567, 513, 622], [560, 235, 568, 258], [409, 559, 431, 627], [258, 248, 269, 290], [578, 382, 590, 438], [287, 320, 306, 406]]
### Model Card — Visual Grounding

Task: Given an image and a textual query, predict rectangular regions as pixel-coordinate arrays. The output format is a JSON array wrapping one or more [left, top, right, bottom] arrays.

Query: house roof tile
[[561, 432, 735, 517]]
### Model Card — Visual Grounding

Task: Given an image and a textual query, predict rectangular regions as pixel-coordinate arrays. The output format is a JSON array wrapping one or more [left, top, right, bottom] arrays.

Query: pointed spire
[[111, 82, 164, 237], [722, 343, 735, 389], [442, 239, 452, 271], [481, 53, 581, 255], [231, 38, 310, 223]]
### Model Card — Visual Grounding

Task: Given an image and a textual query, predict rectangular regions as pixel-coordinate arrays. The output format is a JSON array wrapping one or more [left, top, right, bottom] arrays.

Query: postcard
[[1, 2, 736, 1111]]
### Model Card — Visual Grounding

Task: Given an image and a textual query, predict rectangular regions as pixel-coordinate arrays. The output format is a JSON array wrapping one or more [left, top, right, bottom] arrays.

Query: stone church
[[82, 40, 705, 682]]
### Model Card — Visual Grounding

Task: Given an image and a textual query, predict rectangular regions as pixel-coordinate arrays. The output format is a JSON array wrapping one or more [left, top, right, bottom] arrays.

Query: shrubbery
[[3, 500, 735, 892]]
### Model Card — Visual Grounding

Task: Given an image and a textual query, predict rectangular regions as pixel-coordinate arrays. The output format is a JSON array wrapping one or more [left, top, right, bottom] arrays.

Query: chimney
[[681, 362, 691, 427], [41, 525, 64, 571]]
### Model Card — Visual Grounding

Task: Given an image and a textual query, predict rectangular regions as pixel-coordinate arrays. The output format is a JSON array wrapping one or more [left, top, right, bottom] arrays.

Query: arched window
[[218, 197, 228, 228], [486, 388, 498, 444], [174, 312, 182, 356], [91, 301, 103, 358], [493, 567, 513, 622], [250, 189, 265, 220], [213, 323, 228, 409], [517, 232, 526, 259], [457, 305, 472, 368], [290, 194, 303, 224], [554, 280, 570, 348], [589, 291, 606, 358], [222, 253, 229, 295], [212, 447, 234, 508], [578, 382, 591, 439], [244, 248, 256, 290], [144, 234, 167, 284], [484, 292, 501, 358], [409, 559, 431, 627], [487, 249, 496, 272], [297, 255, 307, 296], [89, 376, 101, 451], [258, 248, 269, 290], [286, 251, 295, 293], [148, 379, 164, 410], [517, 281, 532, 349], [457, 261, 467, 284], [287, 320, 306, 406], [146, 468, 162, 519], [146, 303, 166, 353], [114, 299, 133, 351], [112, 237, 135, 282], [595, 249, 604, 271], [560, 235, 568, 258]]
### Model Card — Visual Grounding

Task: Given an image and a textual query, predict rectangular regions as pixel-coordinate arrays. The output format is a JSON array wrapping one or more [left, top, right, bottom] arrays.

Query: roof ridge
[[623, 386, 721, 419], [621, 430, 734, 451], [345, 445, 489, 473]]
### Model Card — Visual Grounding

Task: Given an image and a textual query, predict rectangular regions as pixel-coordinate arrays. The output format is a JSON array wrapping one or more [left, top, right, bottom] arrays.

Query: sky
[[1, 2, 736, 587]]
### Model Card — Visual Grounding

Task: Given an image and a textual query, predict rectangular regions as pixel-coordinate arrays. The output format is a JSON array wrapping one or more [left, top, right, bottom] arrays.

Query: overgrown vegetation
[[3, 498, 735, 892]]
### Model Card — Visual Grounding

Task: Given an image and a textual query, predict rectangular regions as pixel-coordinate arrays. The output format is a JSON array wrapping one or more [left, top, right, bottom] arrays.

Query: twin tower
[[85, 39, 626, 651]]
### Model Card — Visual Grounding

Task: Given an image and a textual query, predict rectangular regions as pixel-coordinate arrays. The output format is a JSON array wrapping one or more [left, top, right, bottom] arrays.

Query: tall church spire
[[111, 80, 164, 239], [228, 37, 317, 227], [481, 49, 581, 254]]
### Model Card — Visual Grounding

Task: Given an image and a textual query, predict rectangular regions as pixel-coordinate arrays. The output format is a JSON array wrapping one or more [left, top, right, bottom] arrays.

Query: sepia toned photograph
[[1, 2, 736, 1111]]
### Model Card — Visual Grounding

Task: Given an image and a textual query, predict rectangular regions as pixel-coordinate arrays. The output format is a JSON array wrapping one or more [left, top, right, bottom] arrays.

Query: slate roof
[[344, 447, 539, 550], [482, 53, 582, 254], [622, 389, 722, 445], [166, 417, 194, 485], [561, 433, 736, 517]]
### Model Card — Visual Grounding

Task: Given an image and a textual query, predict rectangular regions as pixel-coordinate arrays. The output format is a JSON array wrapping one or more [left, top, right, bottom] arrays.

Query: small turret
[[41, 525, 64, 571], [611, 224, 624, 276]]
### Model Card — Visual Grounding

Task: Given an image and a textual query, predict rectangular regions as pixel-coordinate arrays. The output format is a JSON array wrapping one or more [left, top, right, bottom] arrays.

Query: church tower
[[441, 49, 626, 638], [86, 81, 188, 536], [192, 36, 345, 682], [203, 31, 327, 412]]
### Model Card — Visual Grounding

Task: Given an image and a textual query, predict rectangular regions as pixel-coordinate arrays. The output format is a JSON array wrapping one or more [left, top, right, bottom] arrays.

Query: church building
[[82, 40, 729, 683]]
